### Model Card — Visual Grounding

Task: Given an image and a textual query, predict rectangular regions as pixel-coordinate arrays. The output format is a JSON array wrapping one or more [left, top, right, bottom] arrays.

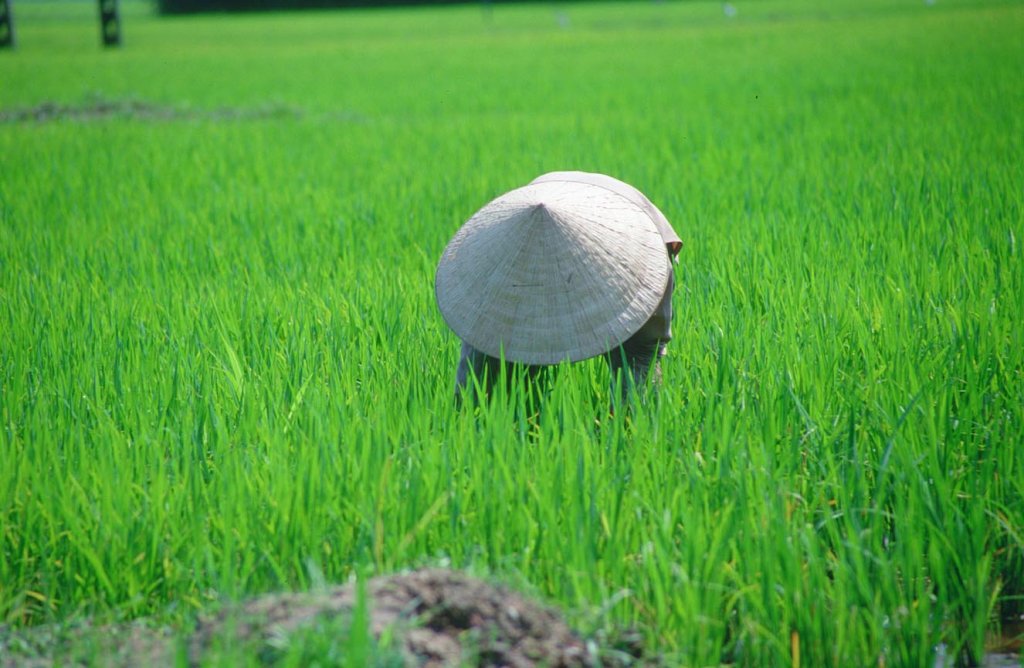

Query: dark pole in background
[[1, 0, 14, 49], [98, 0, 120, 47]]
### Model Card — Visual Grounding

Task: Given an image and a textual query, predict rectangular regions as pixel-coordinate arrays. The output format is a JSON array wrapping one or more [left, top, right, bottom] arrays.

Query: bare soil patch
[[0, 99, 300, 123], [0, 568, 651, 667]]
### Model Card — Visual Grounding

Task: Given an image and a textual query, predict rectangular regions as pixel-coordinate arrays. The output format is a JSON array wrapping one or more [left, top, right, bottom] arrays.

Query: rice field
[[1, 0, 1022, 664]]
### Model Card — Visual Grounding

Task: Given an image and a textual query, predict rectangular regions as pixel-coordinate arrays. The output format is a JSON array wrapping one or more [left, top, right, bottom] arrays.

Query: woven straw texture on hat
[[435, 180, 670, 365]]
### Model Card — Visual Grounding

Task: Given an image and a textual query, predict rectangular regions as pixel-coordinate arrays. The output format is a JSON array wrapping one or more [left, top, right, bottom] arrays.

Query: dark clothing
[[604, 265, 674, 404], [456, 264, 675, 407]]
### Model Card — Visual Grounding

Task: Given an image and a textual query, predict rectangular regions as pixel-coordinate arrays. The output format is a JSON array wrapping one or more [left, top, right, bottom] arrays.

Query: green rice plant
[[1, 0, 1021, 665]]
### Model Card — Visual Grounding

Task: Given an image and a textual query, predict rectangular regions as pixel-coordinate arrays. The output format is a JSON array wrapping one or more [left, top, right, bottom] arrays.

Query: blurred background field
[[1, 0, 1022, 665]]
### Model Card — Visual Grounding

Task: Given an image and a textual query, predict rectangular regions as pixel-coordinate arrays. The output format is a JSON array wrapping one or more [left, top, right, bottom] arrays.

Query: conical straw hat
[[435, 179, 670, 365]]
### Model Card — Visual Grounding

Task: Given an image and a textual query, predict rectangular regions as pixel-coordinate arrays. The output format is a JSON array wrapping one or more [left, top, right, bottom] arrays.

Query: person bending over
[[434, 171, 681, 408]]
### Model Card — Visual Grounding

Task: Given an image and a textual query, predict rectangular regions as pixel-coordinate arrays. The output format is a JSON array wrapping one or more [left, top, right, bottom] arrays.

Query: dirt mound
[[1, 569, 647, 667], [192, 568, 630, 667]]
